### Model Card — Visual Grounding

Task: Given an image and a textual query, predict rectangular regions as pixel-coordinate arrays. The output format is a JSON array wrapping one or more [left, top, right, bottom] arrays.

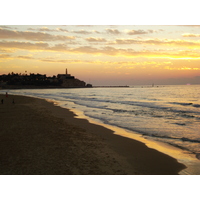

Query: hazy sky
[[1, 25, 200, 85]]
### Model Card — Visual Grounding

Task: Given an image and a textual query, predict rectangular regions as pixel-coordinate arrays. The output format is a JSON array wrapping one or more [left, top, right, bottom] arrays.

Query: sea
[[2, 85, 200, 174]]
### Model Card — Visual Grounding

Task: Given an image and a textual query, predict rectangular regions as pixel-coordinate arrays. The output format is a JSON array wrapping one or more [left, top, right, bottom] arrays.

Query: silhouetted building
[[57, 68, 75, 80], [0, 69, 92, 88]]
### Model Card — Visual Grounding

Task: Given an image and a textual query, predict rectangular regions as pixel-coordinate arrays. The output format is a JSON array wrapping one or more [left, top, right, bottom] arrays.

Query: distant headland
[[0, 69, 92, 89]]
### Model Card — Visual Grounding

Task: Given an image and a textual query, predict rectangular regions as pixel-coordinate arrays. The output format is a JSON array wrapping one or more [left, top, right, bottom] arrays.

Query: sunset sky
[[1, 25, 200, 85]]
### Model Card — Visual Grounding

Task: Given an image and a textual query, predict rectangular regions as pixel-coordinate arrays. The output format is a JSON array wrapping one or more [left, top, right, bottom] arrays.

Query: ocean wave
[[170, 102, 193, 106], [170, 101, 200, 108], [63, 96, 200, 122], [112, 109, 129, 113], [181, 137, 200, 143], [179, 113, 195, 118], [193, 104, 200, 108], [61, 95, 200, 117], [142, 133, 200, 144], [6, 87, 200, 157], [173, 122, 186, 126]]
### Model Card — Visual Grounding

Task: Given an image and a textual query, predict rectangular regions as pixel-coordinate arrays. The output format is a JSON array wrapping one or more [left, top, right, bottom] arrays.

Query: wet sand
[[0, 94, 186, 175]]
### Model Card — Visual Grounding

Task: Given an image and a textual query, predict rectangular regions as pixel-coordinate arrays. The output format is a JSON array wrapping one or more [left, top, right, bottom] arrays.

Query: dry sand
[[0, 94, 186, 175]]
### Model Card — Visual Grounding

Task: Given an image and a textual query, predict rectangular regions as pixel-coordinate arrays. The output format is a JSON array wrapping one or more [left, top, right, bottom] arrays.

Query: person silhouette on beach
[[6, 92, 8, 97], [1, 99, 3, 104], [12, 99, 15, 104]]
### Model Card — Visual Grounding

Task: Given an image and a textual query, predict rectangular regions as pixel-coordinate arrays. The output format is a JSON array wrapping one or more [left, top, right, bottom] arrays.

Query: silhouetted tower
[[66, 68, 68, 75]]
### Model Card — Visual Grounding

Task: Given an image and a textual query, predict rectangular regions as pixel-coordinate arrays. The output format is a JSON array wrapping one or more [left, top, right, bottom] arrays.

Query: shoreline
[[0, 94, 186, 175]]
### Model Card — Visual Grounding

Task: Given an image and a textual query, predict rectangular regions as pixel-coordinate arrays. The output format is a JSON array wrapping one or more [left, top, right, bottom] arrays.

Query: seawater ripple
[[170, 101, 200, 108], [63, 95, 200, 122], [2, 85, 200, 158]]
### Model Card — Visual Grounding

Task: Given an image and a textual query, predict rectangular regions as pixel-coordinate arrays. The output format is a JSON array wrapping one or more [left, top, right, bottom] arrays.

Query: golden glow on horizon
[[165, 66, 200, 70], [1, 25, 200, 85]]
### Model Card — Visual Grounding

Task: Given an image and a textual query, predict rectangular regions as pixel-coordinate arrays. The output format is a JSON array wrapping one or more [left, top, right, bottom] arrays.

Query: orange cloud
[[165, 66, 200, 70], [108, 38, 200, 48], [0, 28, 75, 41], [106, 28, 121, 34], [0, 54, 34, 62], [1, 41, 200, 59], [126, 29, 164, 35], [28, 27, 69, 33], [72, 29, 91, 34], [0, 41, 49, 50], [127, 29, 149, 35], [85, 37, 107, 42], [16, 55, 33, 60], [39, 58, 88, 64], [0, 54, 12, 59], [0, 49, 14, 53], [182, 33, 200, 37]]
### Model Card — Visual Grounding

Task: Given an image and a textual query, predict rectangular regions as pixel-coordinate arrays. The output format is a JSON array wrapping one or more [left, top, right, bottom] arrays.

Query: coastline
[[0, 94, 186, 175]]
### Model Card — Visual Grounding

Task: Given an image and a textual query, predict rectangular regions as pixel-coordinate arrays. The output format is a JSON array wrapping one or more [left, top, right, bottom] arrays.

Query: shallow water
[[2, 85, 200, 174]]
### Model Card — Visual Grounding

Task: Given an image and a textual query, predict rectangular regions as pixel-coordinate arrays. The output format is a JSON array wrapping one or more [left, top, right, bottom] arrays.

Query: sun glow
[[1, 25, 200, 85]]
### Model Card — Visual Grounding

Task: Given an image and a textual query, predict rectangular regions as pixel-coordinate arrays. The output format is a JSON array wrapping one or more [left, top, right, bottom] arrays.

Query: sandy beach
[[0, 93, 186, 175]]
